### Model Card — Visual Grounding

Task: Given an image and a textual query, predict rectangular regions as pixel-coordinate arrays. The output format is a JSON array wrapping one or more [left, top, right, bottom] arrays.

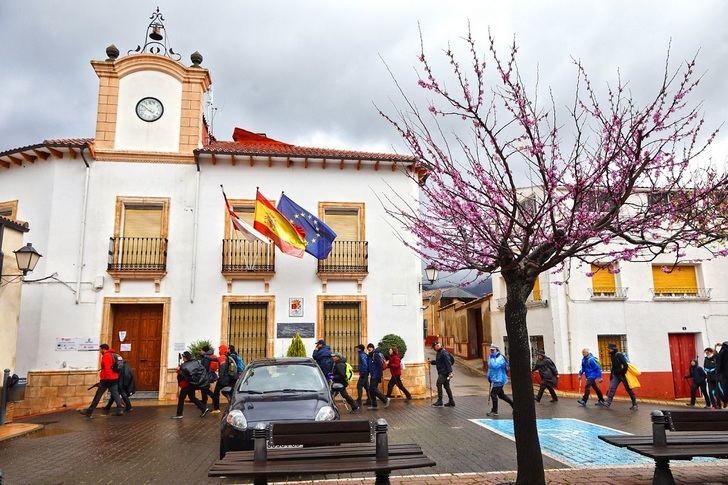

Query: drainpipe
[[75, 146, 91, 304], [189, 157, 201, 303]]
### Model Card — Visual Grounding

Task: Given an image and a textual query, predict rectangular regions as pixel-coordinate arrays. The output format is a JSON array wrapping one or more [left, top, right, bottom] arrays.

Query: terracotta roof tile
[[0, 138, 93, 158], [0, 214, 29, 232], [197, 128, 414, 163]]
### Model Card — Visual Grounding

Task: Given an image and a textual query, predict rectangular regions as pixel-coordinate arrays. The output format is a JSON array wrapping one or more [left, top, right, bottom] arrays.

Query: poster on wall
[[277, 322, 315, 338], [55, 338, 77, 351], [120, 343, 132, 352], [289, 297, 303, 317], [77, 337, 100, 351]]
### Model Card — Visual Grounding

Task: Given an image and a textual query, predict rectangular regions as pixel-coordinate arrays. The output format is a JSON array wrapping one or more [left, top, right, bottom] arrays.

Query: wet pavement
[[0, 359, 720, 484]]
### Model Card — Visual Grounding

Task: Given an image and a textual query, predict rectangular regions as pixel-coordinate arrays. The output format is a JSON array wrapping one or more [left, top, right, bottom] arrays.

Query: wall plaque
[[277, 322, 315, 338]]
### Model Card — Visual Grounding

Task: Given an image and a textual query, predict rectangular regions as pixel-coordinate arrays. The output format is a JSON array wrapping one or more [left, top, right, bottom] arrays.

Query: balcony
[[651, 287, 712, 301], [496, 296, 548, 310], [107, 236, 167, 292], [221, 239, 275, 293], [317, 240, 368, 293], [589, 287, 629, 300]]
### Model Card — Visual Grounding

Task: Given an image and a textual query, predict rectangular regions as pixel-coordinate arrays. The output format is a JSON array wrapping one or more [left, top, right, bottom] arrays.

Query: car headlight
[[226, 410, 248, 430], [315, 405, 336, 421]]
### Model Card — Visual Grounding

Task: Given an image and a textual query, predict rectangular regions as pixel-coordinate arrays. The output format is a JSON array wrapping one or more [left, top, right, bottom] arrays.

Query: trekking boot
[[171, 415, 183, 419], [211, 409, 221, 414], [78, 408, 93, 417], [367, 405, 377, 410], [486, 411, 498, 417], [629, 404, 639, 411], [444, 401, 455, 407], [384, 397, 391, 408], [595, 400, 607, 407], [576, 399, 586, 407], [200, 407, 210, 418], [534, 397, 541, 403], [350, 405, 361, 414], [431, 401, 444, 407], [550, 398, 558, 403], [114, 409, 125, 416]]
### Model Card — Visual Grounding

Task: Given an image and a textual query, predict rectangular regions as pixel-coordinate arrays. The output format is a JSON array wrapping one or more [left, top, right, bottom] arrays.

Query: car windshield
[[237, 363, 327, 394]]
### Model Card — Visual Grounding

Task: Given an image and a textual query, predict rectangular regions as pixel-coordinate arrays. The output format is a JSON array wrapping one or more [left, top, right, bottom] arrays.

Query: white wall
[[114, 71, 182, 152]]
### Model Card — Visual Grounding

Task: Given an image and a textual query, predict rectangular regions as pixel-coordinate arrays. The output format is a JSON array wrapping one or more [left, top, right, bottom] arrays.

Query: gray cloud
[[1, 0, 727, 160]]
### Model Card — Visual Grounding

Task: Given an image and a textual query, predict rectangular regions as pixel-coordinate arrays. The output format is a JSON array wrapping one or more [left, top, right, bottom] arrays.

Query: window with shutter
[[324, 208, 360, 240], [652, 265, 698, 295], [591, 264, 616, 295], [0, 200, 18, 219], [319, 203, 366, 272], [222, 200, 274, 271], [531, 277, 541, 301], [110, 197, 169, 273]]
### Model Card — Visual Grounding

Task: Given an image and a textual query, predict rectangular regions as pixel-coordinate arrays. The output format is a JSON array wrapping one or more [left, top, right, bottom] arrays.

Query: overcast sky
[[1, 0, 728, 161]]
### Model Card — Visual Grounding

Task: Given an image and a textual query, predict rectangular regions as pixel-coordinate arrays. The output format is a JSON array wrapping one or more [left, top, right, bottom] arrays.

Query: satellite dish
[[429, 289, 442, 306]]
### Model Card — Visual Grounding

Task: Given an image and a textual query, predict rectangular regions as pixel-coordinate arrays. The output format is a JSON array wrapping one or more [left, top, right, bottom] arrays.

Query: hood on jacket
[[219, 344, 229, 355]]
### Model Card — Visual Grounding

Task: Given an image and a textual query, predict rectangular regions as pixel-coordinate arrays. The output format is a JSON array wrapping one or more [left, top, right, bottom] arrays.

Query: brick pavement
[[0, 395, 724, 484]]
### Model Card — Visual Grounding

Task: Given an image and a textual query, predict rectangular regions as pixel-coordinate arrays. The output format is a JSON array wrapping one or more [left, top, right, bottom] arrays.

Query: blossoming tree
[[382, 30, 728, 485]]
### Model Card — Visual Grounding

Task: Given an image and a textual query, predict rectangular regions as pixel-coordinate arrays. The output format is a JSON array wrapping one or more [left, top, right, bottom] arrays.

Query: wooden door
[[669, 333, 696, 398], [112, 304, 163, 391]]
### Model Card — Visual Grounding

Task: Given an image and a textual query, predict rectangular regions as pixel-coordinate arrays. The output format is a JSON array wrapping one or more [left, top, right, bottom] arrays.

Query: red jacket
[[388, 353, 403, 376], [99, 350, 119, 380]]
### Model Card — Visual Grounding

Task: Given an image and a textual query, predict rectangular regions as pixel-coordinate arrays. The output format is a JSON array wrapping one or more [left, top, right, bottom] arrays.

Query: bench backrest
[[664, 410, 728, 432], [269, 420, 373, 447]]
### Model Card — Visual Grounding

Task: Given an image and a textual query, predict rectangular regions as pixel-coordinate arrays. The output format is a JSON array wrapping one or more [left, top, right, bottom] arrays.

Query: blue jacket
[[357, 350, 369, 376], [430, 348, 453, 375], [488, 352, 508, 386], [368, 350, 385, 380], [579, 353, 602, 380], [312, 345, 333, 375]]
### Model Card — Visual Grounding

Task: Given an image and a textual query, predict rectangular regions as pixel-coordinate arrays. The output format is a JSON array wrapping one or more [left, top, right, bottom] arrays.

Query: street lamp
[[424, 264, 439, 285], [12, 243, 42, 276]]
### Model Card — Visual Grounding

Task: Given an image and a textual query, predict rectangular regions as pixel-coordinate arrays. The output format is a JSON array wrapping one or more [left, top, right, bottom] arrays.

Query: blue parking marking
[[470, 418, 653, 467]]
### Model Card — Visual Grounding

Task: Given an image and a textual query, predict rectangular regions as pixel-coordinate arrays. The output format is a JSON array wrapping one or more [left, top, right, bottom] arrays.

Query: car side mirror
[[221, 386, 232, 399]]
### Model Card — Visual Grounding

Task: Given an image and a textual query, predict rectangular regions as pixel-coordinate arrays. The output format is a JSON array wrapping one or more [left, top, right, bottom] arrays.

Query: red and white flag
[[221, 186, 268, 243]]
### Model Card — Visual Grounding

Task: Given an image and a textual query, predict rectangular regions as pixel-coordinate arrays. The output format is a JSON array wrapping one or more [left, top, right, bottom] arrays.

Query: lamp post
[[13, 243, 42, 275], [424, 264, 439, 285]]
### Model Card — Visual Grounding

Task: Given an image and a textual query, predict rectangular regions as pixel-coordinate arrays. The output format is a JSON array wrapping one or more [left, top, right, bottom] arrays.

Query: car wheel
[[219, 439, 227, 460]]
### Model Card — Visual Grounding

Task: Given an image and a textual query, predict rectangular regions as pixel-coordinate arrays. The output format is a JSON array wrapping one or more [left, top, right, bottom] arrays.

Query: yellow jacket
[[625, 362, 641, 389]]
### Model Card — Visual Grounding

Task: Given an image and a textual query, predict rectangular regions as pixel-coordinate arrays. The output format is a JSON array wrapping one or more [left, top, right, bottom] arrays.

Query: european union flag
[[277, 194, 337, 260]]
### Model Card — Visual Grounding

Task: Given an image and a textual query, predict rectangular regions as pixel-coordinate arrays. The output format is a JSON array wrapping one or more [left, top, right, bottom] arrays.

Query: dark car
[[219, 357, 339, 458]]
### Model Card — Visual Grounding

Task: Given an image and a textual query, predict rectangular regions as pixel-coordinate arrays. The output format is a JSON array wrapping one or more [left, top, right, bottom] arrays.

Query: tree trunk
[[503, 271, 545, 485]]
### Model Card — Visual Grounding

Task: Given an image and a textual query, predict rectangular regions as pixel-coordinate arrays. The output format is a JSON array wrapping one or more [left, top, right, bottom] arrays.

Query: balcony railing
[[496, 296, 548, 309], [221, 239, 275, 272], [108, 236, 167, 271], [651, 287, 712, 301], [589, 287, 629, 300], [318, 240, 368, 273]]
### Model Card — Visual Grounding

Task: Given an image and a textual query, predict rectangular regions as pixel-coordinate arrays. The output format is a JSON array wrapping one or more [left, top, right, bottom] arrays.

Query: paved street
[[2, 357, 725, 484]]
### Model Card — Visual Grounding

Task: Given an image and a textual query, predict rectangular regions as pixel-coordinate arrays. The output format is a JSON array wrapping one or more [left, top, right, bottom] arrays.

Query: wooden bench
[[599, 409, 728, 485], [208, 418, 435, 485]]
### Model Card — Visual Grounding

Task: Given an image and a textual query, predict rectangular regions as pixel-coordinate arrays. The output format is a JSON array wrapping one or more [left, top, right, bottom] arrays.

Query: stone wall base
[[13, 370, 99, 418], [347, 362, 431, 399]]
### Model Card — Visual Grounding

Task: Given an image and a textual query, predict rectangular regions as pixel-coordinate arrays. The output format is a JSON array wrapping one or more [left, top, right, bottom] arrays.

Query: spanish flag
[[253, 190, 307, 258]]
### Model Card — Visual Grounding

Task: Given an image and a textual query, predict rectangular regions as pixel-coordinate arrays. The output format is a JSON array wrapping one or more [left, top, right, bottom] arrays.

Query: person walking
[[704, 347, 721, 408], [104, 358, 135, 413], [605, 343, 638, 410], [172, 351, 210, 419], [429, 341, 455, 407], [212, 344, 238, 414], [366, 343, 390, 409], [79, 344, 124, 417], [355, 344, 371, 407], [685, 359, 711, 408], [331, 353, 360, 413], [200, 345, 220, 410], [228, 344, 245, 374], [577, 348, 605, 407], [313, 339, 334, 380], [385, 346, 412, 400], [487, 344, 513, 416], [532, 351, 558, 403], [716, 341, 728, 408]]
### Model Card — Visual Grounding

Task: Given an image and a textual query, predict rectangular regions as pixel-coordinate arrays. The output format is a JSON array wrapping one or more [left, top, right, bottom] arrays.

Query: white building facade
[[0, 38, 426, 416]]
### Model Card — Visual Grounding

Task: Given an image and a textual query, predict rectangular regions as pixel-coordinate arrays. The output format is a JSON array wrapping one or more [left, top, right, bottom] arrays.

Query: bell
[[149, 26, 163, 41]]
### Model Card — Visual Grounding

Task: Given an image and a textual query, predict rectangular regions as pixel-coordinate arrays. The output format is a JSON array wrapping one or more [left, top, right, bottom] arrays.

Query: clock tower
[[90, 9, 211, 162]]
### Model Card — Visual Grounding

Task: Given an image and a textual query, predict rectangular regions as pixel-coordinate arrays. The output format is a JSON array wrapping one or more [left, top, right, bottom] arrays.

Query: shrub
[[286, 332, 307, 357], [378, 334, 407, 360], [188, 339, 213, 359]]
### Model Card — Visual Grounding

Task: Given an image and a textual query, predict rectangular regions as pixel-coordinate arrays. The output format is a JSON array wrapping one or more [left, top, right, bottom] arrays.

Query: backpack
[[232, 353, 245, 373], [111, 353, 123, 373], [183, 360, 209, 388], [448, 352, 455, 365], [344, 362, 353, 383], [227, 358, 238, 377]]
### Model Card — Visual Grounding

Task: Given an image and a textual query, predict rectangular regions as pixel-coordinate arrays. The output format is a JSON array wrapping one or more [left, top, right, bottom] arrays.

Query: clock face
[[135, 97, 164, 122]]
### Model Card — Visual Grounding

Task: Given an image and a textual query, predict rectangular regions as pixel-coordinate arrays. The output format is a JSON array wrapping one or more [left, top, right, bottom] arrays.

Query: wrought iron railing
[[588, 287, 629, 300], [651, 287, 712, 300], [496, 296, 548, 309], [108, 236, 167, 271], [221, 239, 275, 272], [318, 240, 368, 273]]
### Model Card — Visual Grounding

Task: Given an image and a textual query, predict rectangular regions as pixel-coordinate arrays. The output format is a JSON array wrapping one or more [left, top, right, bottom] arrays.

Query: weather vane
[[129, 7, 181, 61]]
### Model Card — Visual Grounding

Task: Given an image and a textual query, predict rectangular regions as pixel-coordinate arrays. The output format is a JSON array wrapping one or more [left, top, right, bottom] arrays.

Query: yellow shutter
[[123, 206, 163, 237], [652, 265, 697, 294], [531, 277, 541, 301], [591, 264, 616, 294], [324, 209, 359, 240]]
